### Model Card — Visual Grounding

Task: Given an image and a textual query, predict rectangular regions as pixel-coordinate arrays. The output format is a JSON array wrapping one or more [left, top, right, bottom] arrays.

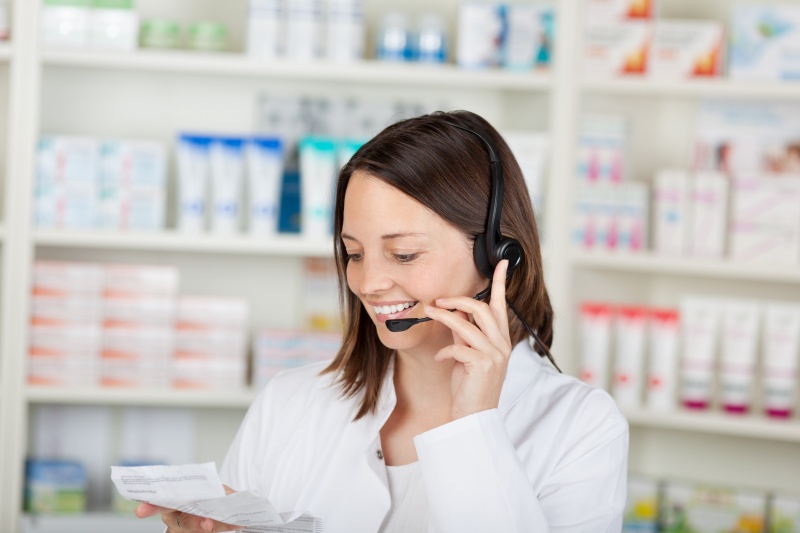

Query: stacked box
[[730, 177, 800, 264], [253, 329, 341, 387], [24, 459, 87, 515], [649, 21, 725, 80], [573, 182, 648, 252], [661, 482, 767, 533], [101, 264, 179, 388], [174, 297, 250, 389], [29, 262, 104, 386]]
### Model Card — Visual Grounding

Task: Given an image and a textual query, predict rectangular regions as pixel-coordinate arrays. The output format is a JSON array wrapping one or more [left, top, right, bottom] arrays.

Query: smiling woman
[[136, 111, 629, 533]]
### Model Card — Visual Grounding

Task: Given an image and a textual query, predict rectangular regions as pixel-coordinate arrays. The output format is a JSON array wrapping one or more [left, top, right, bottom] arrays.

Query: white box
[[35, 136, 99, 229], [730, 6, 800, 81], [104, 264, 179, 297], [102, 325, 174, 360], [172, 358, 247, 389], [502, 131, 549, 212], [730, 222, 800, 264], [101, 359, 171, 388], [653, 169, 689, 255], [583, 22, 653, 78], [688, 172, 728, 258], [456, 3, 504, 69], [616, 183, 648, 252], [33, 261, 105, 296], [28, 357, 98, 387], [732, 178, 800, 226], [89, 6, 138, 51], [29, 325, 103, 359], [176, 296, 249, 328], [175, 329, 248, 359], [103, 295, 176, 326], [98, 140, 166, 231], [649, 21, 725, 80], [31, 295, 104, 326], [41, 4, 90, 47], [584, 0, 656, 22]]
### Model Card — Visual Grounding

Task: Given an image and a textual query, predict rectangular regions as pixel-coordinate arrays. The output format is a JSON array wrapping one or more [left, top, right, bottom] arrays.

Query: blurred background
[[0, 0, 798, 531]]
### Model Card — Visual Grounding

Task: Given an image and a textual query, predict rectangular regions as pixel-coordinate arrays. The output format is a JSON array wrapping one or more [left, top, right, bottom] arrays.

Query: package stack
[[100, 264, 179, 388], [174, 297, 250, 389], [29, 262, 105, 386], [252, 330, 341, 387]]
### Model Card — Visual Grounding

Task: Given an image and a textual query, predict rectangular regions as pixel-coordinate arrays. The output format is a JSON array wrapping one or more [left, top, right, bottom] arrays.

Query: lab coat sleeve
[[414, 406, 628, 533]]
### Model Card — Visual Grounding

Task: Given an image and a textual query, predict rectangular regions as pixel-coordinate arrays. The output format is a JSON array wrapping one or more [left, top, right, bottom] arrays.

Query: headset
[[384, 120, 560, 371]]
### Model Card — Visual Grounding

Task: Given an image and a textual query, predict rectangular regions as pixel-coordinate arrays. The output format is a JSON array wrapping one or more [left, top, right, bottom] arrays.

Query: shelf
[[624, 407, 800, 443], [42, 48, 553, 91], [34, 229, 334, 257], [26, 386, 258, 409], [582, 77, 800, 100], [571, 249, 800, 284], [22, 513, 160, 533]]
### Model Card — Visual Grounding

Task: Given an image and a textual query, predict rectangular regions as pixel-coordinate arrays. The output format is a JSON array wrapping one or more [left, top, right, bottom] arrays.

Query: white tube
[[247, 137, 284, 236], [679, 297, 720, 410], [612, 306, 648, 409], [647, 309, 680, 411], [720, 299, 760, 414], [210, 137, 245, 235], [762, 302, 800, 418], [176, 134, 211, 233], [579, 303, 613, 391]]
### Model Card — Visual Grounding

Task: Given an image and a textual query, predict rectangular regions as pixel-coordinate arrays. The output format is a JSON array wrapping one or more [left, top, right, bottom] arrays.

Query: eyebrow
[[341, 232, 426, 242]]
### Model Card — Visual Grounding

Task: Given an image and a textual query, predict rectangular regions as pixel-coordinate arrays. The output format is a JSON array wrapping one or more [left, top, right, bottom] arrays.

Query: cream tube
[[176, 134, 212, 233], [247, 137, 283, 236], [647, 309, 680, 411], [680, 297, 720, 410], [720, 299, 760, 414], [612, 306, 648, 409], [299, 137, 337, 239], [762, 302, 800, 419], [210, 136, 245, 235], [579, 303, 613, 391]]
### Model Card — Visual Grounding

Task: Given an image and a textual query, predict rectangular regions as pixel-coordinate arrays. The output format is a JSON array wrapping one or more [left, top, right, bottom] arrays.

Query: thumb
[[223, 484, 237, 495]]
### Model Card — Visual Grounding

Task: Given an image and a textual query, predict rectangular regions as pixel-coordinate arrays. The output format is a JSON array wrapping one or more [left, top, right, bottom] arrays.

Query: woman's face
[[342, 171, 486, 355]]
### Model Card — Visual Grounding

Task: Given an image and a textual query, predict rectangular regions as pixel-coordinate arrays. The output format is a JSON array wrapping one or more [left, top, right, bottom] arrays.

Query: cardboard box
[[653, 170, 690, 255], [689, 172, 728, 258], [730, 6, 800, 81], [585, 0, 656, 22], [649, 21, 724, 79], [583, 22, 653, 78]]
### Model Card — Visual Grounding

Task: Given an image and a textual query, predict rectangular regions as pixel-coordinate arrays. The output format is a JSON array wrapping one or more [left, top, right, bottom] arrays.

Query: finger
[[429, 297, 509, 352], [425, 304, 500, 354], [174, 512, 241, 532], [136, 502, 174, 518], [223, 484, 236, 495], [434, 344, 505, 372], [490, 259, 510, 337]]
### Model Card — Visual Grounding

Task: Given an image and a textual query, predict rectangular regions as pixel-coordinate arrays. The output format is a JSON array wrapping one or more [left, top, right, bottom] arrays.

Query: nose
[[354, 253, 393, 296]]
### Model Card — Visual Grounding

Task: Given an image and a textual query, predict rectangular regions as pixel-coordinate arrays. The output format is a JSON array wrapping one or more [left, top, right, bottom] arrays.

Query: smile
[[373, 301, 418, 316]]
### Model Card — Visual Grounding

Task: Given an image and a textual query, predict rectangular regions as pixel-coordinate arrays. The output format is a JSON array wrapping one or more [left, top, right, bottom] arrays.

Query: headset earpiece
[[472, 233, 494, 279], [496, 237, 523, 275]]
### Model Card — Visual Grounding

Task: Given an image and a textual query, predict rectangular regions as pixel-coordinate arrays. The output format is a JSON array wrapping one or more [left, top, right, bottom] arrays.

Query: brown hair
[[322, 110, 554, 420]]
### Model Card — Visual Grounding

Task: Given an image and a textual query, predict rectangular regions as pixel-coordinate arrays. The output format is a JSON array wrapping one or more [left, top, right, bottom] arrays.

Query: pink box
[[583, 22, 653, 78]]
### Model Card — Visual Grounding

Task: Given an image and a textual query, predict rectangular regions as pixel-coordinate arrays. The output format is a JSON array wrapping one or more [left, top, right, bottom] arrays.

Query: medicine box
[[101, 325, 174, 360], [456, 3, 504, 69], [585, 0, 656, 22], [661, 482, 767, 533], [33, 261, 104, 298], [771, 494, 800, 532], [623, 476, 659, 532], [28, 356, 98, 387], [31, 295, 104, 327], [730, 6, 800, 81], [24, 459, 87, 514], [653, 169, 689, 256], [101, 358, 171, 388], [583, 22, 653, 78], [35, 136, 99, 229], [688, 173, 728, 258], [103, 295, 176, 327], [172, 358, 247, 389], [104, 264, 180, 297], [176, 296, 249, 329], [649, 21, 724, 79]]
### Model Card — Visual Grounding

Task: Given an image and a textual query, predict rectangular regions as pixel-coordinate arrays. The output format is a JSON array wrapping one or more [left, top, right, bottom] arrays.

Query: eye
[[345, 252, 363, 263], [394, 253, 419, 263]]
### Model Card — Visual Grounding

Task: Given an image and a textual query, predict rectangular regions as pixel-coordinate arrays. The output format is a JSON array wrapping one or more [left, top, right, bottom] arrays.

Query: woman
[[138, 110, 628, 532]]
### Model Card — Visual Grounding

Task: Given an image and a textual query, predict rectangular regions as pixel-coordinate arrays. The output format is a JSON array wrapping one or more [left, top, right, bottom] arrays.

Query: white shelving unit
[[1, 0, 799, 530]]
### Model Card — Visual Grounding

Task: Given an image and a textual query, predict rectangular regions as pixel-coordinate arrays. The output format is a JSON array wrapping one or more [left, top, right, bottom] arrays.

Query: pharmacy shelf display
[[34, 230, 334, 258], [572, 249, 800, 284], [25, 386, 258, 410], [582, 77, 800, 101], [43, 48, 553, 92]]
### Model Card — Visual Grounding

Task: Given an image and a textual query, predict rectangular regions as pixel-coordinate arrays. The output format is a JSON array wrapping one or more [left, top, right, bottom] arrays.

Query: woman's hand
[[424, 259, 513, 421], [135, 484, 240, 532]]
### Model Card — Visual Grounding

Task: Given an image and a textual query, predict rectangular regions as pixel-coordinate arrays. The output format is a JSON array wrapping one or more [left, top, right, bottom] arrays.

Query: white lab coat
[[220, 341, 629, 532]]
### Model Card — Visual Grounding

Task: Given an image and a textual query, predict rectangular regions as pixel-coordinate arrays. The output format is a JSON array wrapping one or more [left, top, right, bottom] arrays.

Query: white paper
[[111, 463, 322, 532]]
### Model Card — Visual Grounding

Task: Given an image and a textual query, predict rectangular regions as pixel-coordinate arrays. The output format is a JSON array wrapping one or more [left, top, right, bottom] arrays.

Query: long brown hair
[[322, 110, 554, 420]]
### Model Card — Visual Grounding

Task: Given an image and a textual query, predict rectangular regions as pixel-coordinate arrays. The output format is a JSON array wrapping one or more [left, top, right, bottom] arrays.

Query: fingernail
[[202, 518, 213, 531]]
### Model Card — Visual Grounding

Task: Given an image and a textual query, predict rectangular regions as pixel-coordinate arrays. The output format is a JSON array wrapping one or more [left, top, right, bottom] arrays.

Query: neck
[[392, 346, 454, 415]]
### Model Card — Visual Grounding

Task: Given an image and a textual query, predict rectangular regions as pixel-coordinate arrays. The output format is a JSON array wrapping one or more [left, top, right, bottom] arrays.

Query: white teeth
[[374, 302, 417, 315]]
